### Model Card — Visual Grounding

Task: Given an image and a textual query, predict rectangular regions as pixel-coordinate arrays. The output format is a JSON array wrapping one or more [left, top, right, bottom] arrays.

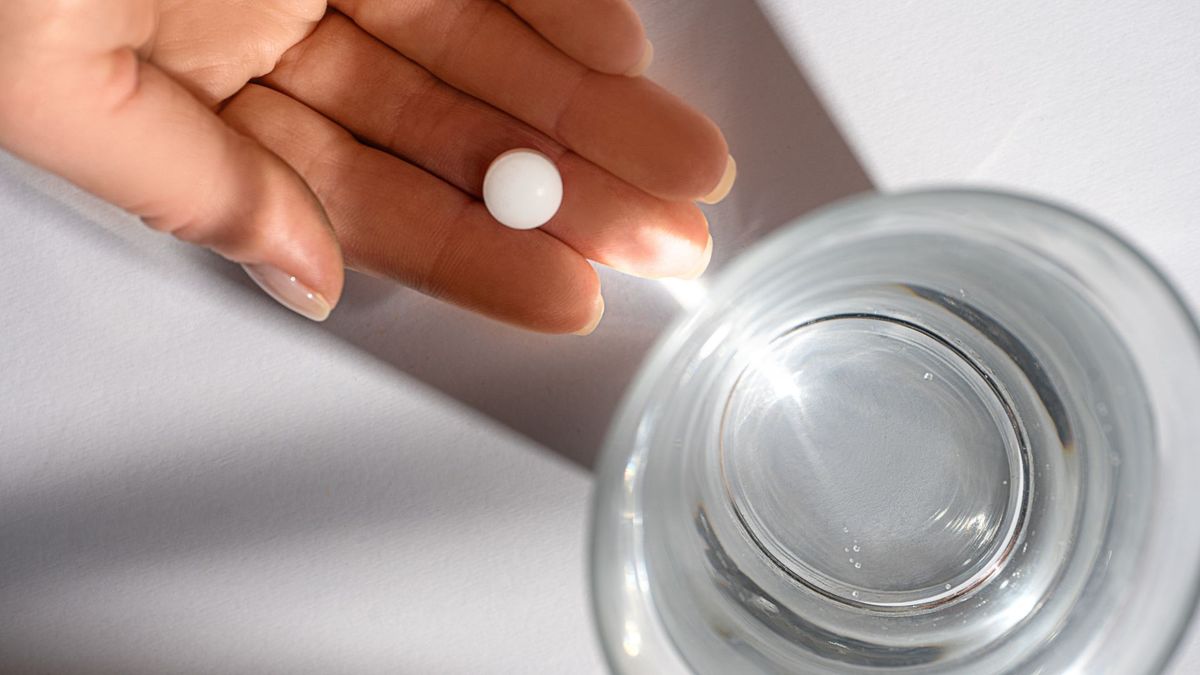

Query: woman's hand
[[0, 0, 733, 333]]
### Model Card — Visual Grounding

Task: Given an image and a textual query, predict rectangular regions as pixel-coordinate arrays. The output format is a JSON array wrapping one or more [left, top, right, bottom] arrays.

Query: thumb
[[0, 46, 343, 321]]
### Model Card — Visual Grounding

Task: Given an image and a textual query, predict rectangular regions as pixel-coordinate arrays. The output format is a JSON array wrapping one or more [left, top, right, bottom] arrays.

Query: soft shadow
[[0, 413, 592, 674], [315, 0, 874, 468], [0, 418, 538, 589]]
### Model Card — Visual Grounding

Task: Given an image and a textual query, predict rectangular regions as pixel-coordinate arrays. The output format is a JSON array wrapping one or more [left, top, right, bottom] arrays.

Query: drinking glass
[[591, 189, 1200, 674]]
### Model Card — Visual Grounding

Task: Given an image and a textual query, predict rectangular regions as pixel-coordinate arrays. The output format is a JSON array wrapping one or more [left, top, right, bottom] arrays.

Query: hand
[[0, 0, 733, 333]]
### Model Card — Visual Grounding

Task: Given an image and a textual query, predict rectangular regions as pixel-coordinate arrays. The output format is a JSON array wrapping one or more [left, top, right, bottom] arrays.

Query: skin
[[0, 0, 732, 333]]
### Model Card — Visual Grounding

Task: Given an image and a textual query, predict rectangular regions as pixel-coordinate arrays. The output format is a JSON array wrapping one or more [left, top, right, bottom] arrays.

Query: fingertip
[[589, 14, 648, 76], [698, 155, 737, 205], [602, 4, 649, 75], [679, 120, 732, 202], [242, 263, 333, 322], [237, 213, 345, 320], [551, 256, 604, 335], [516, 245, 602, 335], [573, 293, 605, 336], [677, 234, 714, 280], [271, 184, 346, 310], [624, 203, 711, 280], [624, 39, 654, 77]]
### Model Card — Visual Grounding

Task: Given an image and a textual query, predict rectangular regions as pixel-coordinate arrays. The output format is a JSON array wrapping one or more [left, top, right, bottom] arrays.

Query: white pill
[[483, 149, 563, 230]]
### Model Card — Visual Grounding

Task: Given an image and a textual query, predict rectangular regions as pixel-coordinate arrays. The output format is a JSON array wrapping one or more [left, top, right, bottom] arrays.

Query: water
[[633, 266, 1126, 670], [721, 314, 1026, 610], [592, 192, 1200, 674]]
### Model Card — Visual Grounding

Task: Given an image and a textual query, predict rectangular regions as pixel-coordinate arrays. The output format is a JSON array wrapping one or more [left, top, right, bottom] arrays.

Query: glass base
[[721, 315, 1026, 609]]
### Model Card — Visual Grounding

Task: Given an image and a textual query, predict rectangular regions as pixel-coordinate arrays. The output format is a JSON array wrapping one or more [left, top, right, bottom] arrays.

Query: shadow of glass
[[318, 0, 874, 468]]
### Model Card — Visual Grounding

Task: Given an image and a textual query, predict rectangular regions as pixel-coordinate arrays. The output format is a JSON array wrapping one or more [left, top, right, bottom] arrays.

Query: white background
[[2, 0, 1198, 672]]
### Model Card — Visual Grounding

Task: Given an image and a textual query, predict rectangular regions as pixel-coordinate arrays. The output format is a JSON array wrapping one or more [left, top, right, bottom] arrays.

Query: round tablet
[[482, 149, 563, 230]]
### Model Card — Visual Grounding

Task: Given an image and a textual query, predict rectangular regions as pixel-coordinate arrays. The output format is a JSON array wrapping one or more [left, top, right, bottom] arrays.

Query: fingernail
[[574, 294, 605, 336], [625, 39, 654, 77], [678, 234, 714, 280], [242, 263, 331, 322], [699, 155, 737, 205]]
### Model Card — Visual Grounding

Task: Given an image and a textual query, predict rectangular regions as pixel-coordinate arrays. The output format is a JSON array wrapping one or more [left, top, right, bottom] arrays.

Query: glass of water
[[591, 190, 1200, 673]]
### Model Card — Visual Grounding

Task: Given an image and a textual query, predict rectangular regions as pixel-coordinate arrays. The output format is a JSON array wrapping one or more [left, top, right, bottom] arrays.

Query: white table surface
[[3, 1, 1198, 672]]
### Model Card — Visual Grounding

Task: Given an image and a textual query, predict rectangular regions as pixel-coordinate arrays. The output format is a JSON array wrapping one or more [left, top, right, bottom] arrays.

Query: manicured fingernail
[[678, 234, 714, 280], [574, 294, 605, 336], [625, 39, 654, 77], [699, 155, 737, 205], [242, 263, 331, 322]]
